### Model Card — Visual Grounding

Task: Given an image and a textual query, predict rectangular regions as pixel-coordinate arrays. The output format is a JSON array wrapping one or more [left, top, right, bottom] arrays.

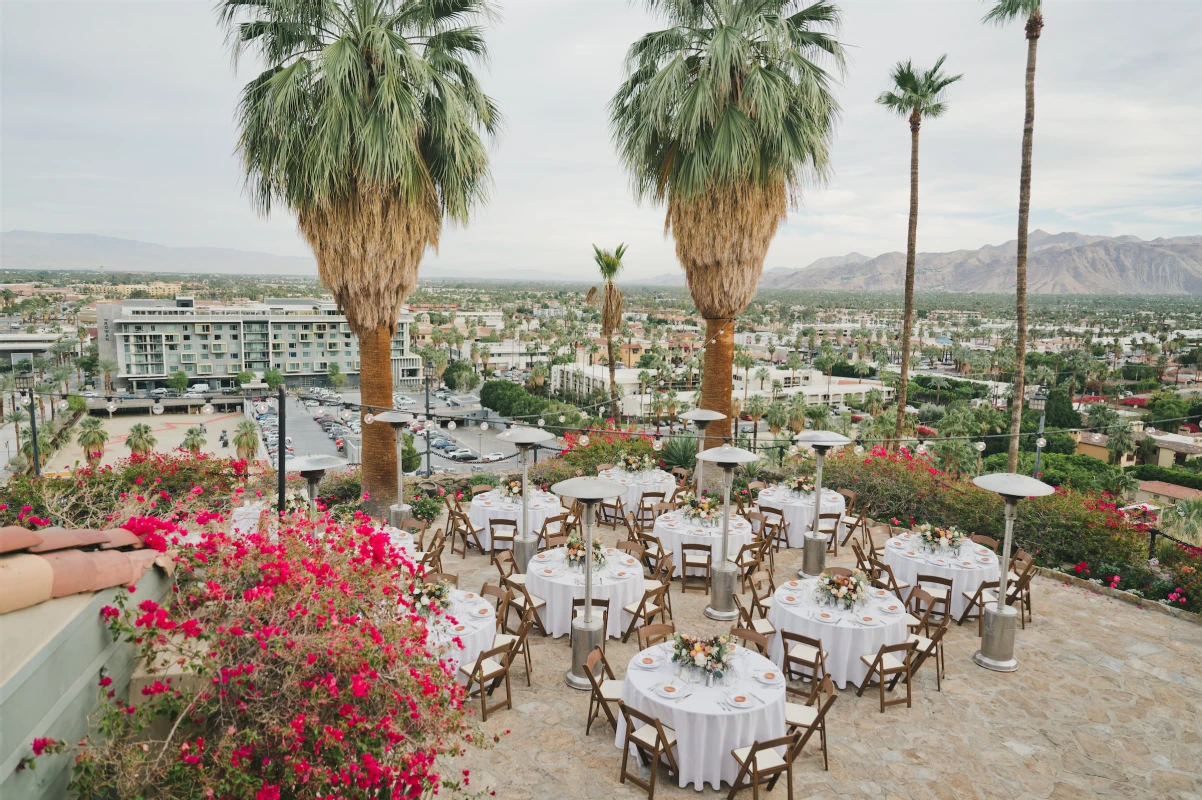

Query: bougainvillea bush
[[529, 427, 659, 488], [69, 512, 488, 798], [806, 446, 1200, 613], [0, 453, 266, 530]]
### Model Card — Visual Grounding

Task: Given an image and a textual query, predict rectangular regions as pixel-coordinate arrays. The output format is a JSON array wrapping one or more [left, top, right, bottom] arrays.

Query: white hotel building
[[96, 296, 421, 391]]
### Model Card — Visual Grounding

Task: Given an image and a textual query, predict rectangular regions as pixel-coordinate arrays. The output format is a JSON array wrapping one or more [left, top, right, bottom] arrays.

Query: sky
[[2, 0, 1200, 281]]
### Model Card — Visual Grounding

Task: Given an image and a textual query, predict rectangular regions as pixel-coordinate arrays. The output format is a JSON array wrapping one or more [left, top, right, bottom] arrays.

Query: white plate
[[811, 611, 837, 624], [754, 670, 783, 685], [725, 692, 755, 709], [856, 615, 881, 626], [879, 603, 904, 615], [633, 653, 663, 669], [533, 552, 554, 562], [784, 580, 802, 589], [656, 683, 686, 698], [778, 594, 803, 606], [535, 567, 562, 578]]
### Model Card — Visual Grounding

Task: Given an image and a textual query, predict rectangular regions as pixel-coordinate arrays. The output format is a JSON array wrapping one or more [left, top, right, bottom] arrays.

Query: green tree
[[985, 0, 1044, 471], [126, 423, 157, 456], [220, 0, 498, 508], [182, 426, 207, 456], [233, 419, 260, 461], [610, 0, 843, 453], [263, 369, 285, 391], [327, 362, 349, 391], [167, 370, 190, 392], [876, 54, 962, 448], [235, 370, 254, 388], [586, 243, 629, 421], [77, 416, 109, 467]]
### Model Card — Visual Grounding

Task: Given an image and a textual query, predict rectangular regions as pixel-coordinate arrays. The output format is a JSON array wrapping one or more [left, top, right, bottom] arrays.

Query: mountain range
[[642, 231, 1202, 294]]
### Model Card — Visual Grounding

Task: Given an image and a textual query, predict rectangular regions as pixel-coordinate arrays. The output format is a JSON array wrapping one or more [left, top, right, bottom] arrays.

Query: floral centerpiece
[[408, 578, 452, 616], [789, 477, 815, 496], [815, 569, 870, 610], [497, 479, 523, 500], [670, 632, 732, 679], [565, 532, 606, 569], [618, 451, 656, 474], [914, 523, 966, 551], [678, 491, 720, 526]]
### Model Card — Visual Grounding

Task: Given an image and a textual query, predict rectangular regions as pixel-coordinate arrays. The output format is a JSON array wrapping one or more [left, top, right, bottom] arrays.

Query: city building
[[95, 296, 420, 391], [0, 332, 73, 369]]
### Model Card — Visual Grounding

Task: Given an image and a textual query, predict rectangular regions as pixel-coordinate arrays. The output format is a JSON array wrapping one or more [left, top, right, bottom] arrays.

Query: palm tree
[[755, 366, 770, 391], [745, 393, 768, 451], [853, 359, 872, 383], [876, 54, 962, 450], [804, 404, 830, 431], [735, 350, 755, 403], [77, 416, 109, 467], [610, 0, 843, 454], [865, 388, 884, 416], [766, 401, 788, 436], [182, 426, 206, 456], [97, 360, 117, 394], [233, 420, 260, 461], [5, 409, 27, 452], [586, 243, 628, 420], [219, 0, 498, 507], [930, 374, 949, 405], [985, 0, 1043, 471], [126, 423, 157, 456], [786, 393, 808, 434]]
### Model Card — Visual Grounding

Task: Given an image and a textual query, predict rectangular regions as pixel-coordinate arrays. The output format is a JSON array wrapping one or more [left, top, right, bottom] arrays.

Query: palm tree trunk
[[700, 318, 735, 454], [359, 325, 398, 508], [893, 111, 921, 450], [607, 337, 620, 420], [1007, 14, 1042, 473]]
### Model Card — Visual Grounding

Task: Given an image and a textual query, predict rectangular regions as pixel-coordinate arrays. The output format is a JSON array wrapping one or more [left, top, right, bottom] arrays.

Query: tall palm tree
[[219, 0, 499, 506], [126, 423, 157, 456], [233, 420, 260, 461], [755, 366, 770, 391], [182, 426, 207, 456], [985, 0, 1043, 471], [610, 0, 843, 454], [77, 416, 109, 467], [876, 55, 962, 450], [745, 393, 768, 450], [586, 243, 629, 420]]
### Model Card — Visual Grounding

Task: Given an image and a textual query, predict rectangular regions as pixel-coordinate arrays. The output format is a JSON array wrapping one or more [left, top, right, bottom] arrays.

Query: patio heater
[[284, 454, 348, 518], [15, 372, 38, 477], [971, 472, 1054, 672], [370, 411, 415, 526], [1028, 386, 1049, 478], [552, 475, 627, 690], [696, 442, 760, 621], [793, 430, 852, 578], [679, 408, 726, 490], [499, 425, 557, 572]]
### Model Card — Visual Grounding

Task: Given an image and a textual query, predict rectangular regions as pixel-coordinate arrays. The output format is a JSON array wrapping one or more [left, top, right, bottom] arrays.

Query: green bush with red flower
[[66, 510, 490, 798], [529, 426, 659, 488]]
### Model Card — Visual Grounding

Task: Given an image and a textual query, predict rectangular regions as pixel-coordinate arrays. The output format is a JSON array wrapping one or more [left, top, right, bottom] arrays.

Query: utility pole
[[16, 373, 38, 477], [424, 360, 432, 475], [277, 385, 286, 516]]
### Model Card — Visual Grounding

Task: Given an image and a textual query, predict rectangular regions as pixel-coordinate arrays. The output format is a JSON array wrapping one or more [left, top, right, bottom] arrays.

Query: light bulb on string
[[106, 402, 117, 413], [537, 418, 545, 427], [975, 441, 986, 452], [201, 403, 214, 415], [559, 415, 565, 423], [56, 398, 70, 412], [854, 445, 864, 455], [152, 402, 164, 416], [480, 421, 488, 431], [652, 438, 663, 451], [579, 434, 590, 446], [447, 420, 457, 430], [1036, 437, 1046, 449], [363, 413, 375, 425]]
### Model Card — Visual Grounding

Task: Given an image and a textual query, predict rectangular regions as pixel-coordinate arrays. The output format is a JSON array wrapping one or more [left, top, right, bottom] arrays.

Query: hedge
[[1126, 464, 1202, 492]]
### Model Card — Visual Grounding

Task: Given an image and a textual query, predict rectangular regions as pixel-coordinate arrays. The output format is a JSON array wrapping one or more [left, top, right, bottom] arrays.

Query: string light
[[447, 420, 457, 430], [363, 412, 375, 425], [201, 403, 215, 415]]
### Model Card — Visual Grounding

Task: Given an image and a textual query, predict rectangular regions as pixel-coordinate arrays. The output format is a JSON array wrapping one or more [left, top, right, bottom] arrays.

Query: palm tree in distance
[[126, 423, 157, 456], [610, 0, 844, 461], [218, 0, 499, 507], [77, 416, 109, 467], [985, 0, 1043, 471], [876, 54, 962, 450], [586, 243, 629, 421], [233, 420, 260, 462], [182, 427, 207, 457]]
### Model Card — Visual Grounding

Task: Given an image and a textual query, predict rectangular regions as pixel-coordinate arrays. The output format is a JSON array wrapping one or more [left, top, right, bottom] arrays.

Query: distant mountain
[[1, 231, 319, 276], [759, 231, 1202, 294], [635, 251, 871, 287]]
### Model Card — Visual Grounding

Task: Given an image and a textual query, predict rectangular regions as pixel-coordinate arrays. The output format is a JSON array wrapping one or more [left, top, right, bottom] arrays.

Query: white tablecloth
[[756, 487, 846, 548], [523, 547, 644, 639], [598, 468, 678, 511], [652, 512, 754, 578], [766, 578, 908, 689], [616, 644, 787, 790], [883, 534, 1000, 617], [426, 589, 496, 685], [468, 489, 565, 549]]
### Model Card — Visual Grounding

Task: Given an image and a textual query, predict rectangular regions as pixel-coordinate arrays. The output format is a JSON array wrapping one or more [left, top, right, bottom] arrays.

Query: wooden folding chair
[[864, 524, 891, 557], [914, 574, 953, 625], [622, 510, 643, 543], [458, 642, 513, 722], [494, 549, 518, 588], [857, 641, 917, 713], [637, 491, 666, 531], [749, 570, 775, 619], [840, 504, 869, 547], [1006, 559, 1037, 628], [570, 598, 611, 650], [758, 505, 789, 551], [621, 584, 668, 643], [680, 542, 712, 593], [734, 593, 775, 638], [544, 533, 569, 550], [450, 511, 486, 559], [902, 616, 948, 692], [537, 513, 568, 549], [817, 511, 841, 556], [868, 557, 910, 600], [488, 518, 518, 564], [584, 646, 623, 735], [958, 579, 1000, 635], [905, 587, 936, 637], [729, 541, 763, 591], [970, 534, 999, 552], [671, 466, 690, 485], [494, 606, 535, 686], [636, 529, 666, 574], [618, 702, 679, 800], [780, 630, 828, 698], [423, 571, 458, 588], [728, 626, 770, 656], [399, 518, 428, 550], [598, 496, 625, 529], [480, 582, 511, 628], [636, 621, 676, 650], [784, 674, 838, 772], [508, 581, 548, 636], [471, 484, 493, 496], [646, 555, 675, 620], [727, 732, 801, 800], [616, 540, 646, 562], [851, 540, 874, 575]]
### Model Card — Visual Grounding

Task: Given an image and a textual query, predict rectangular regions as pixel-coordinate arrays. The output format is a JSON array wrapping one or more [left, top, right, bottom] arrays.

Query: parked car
[[482, 452, 504, 462], [449, 448, 475, 461]]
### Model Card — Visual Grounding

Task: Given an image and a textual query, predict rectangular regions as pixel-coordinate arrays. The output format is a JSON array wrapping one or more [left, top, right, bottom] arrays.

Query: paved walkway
[[424, 513, 1202, 799]]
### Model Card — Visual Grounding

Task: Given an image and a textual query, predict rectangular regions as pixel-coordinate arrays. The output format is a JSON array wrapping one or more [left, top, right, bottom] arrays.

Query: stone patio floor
[[433, 518, 1202, 800]]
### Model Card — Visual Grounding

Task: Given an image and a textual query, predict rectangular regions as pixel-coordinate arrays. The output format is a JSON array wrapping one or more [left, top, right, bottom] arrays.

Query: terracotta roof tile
[[98, 528, 145, 550], [40, 549, 100, 598], [27, 528, 111, 554], [0, 526, 43, 554], [0, 553, 54, 613]]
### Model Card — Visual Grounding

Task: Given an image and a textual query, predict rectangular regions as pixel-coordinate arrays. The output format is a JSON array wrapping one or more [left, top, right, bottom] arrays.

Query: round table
[[756, 487, 846, 548], [523, 547, 644, 639], [382, 525, 416, 553], [766, 578, 909, 689], [425, 589, 496, 685], [883, 533, 1000, 618], [652, 512, 754, 578], [616, 643, 787, 790], [468, 489, 565, 550], [598, 467, 678, 511]]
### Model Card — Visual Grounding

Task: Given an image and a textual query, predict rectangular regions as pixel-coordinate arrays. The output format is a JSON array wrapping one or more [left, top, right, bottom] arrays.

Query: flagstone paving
[[432, 516, 1202, 799]]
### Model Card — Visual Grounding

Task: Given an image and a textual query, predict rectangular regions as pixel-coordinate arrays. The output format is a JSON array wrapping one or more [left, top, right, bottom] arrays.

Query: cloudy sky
[[2, 0, 1200, 280]]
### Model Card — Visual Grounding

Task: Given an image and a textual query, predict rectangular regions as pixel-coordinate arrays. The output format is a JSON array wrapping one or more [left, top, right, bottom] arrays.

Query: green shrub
[[659, 436, 696, 472], [1126, 464, 1202, 492], [982, 451, 1119, 491]]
